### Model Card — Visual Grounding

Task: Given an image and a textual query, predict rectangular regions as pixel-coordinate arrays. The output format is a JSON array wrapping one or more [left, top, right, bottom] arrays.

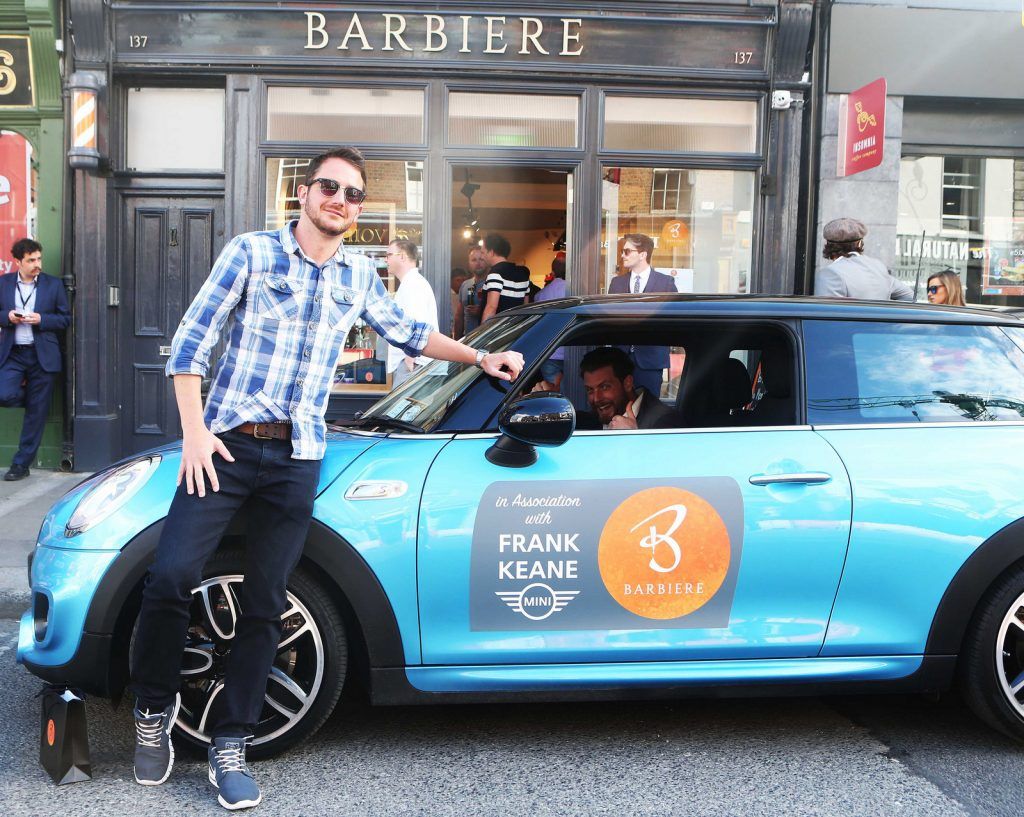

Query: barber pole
[[67, 72, 101, 169]]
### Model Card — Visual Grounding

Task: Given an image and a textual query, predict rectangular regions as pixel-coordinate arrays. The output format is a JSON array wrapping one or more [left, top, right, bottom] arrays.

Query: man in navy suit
[[0, 238, 70, 480], [607, 232, 676, 397]]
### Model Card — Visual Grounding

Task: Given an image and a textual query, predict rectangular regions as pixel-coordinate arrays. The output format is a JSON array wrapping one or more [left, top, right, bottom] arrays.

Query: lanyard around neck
[[16, 279, 36, 310]]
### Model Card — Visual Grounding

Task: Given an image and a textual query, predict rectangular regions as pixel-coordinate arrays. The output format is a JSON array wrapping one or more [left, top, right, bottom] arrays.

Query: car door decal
[[470, 477, 743, 631]]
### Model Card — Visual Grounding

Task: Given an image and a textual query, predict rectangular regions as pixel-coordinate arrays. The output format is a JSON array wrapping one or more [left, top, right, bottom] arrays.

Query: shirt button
[[303, 347, 311, 358], [315, 293, 322, 303], [308, 321, 315, 330], [296, 378, 304, 387]]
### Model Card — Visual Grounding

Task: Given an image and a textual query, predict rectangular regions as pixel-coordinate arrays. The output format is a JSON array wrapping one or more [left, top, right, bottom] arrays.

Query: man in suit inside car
[[0, 238, 70, 481], [577, 346, 681, 431], [608, 232, 675, 397]]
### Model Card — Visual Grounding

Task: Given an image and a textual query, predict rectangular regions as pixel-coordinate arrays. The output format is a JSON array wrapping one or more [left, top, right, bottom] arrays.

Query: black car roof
[[512, 294, 1024, 326]]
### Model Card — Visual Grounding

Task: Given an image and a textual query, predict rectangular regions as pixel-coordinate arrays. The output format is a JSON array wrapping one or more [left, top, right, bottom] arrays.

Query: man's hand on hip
[[178, 427, 235, 498]]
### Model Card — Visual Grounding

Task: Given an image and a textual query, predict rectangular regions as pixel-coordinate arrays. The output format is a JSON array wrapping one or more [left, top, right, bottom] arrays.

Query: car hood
[[39, 431, 384, 550]]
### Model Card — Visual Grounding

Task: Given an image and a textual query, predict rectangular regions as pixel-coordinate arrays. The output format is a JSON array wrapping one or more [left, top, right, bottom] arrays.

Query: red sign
[[0, 131, 32, 274], [837, 77, 886, 178]]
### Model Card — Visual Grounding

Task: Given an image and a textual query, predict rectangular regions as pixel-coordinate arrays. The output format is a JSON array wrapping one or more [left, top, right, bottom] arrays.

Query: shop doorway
[[118, 191, 225, 456], [449, 164, 572, 315]]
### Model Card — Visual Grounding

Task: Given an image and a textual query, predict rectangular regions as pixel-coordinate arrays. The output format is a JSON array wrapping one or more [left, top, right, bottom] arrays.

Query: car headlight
[[65, 456, 161, 537]]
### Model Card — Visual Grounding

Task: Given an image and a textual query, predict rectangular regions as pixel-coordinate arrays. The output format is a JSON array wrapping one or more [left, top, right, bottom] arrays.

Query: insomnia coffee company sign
[[837, 77, 886, 178]]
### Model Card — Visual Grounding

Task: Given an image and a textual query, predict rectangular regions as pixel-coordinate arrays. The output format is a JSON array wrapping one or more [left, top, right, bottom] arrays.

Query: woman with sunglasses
[[926, 269, 966, 306]]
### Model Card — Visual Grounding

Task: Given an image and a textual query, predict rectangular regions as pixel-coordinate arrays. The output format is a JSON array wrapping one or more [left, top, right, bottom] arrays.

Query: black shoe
[[3, 465, 29, 481]]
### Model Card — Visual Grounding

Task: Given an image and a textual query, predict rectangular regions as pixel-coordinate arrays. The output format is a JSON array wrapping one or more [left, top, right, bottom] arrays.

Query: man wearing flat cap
[[814, 217, 913, 301]]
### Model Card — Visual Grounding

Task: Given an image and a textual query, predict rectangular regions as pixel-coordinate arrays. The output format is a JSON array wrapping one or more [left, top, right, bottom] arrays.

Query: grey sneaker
[[208, 736, 262, 810], [133, 692, 181, 785]]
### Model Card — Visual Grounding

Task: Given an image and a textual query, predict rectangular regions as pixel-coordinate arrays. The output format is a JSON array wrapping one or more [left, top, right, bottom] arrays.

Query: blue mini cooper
[[17, 296, 1024, 757]]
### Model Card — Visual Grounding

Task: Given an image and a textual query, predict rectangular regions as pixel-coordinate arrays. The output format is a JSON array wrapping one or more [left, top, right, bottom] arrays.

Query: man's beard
[[304, 197, 353, 238]]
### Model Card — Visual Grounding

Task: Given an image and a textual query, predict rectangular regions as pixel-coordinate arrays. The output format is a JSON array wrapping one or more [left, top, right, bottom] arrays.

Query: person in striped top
[[480, 233, 531, 322]]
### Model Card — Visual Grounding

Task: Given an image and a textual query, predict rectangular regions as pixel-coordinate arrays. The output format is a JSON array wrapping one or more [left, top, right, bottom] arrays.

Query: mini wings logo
[[495, 582, 580, 621]]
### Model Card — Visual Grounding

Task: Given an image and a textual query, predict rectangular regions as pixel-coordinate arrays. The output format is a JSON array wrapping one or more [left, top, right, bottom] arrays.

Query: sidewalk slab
[[0, 470, 83, 618]]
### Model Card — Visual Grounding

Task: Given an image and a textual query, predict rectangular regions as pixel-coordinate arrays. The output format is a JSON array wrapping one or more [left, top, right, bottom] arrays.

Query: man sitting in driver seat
[[577, 346, 681, 430]]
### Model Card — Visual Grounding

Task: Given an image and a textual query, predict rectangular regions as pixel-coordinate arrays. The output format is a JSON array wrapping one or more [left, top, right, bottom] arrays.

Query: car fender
[[926, 516, 1024, 655], [82, 518, 406, 682]]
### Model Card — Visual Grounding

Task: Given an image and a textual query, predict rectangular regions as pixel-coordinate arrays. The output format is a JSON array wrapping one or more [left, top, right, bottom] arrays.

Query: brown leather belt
[[233, 421, 292, 441]]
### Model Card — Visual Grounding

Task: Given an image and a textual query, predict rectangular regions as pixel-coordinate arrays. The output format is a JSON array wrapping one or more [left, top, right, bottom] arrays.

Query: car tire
[[959, 563, 1024, 742], [169, 551, 348, 759]]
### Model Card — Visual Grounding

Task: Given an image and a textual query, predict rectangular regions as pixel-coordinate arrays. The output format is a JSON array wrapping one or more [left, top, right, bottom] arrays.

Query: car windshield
[[355, 315, 541, 432]]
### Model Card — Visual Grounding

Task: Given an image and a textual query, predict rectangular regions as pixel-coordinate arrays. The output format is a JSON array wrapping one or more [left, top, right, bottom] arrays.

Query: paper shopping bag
[[39, 686, 92, 785]]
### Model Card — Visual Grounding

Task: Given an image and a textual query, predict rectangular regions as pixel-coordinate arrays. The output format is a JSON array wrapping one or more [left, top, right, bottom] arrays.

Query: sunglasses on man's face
[[927, 285, 945, 294], [308, 178, 367, 204]]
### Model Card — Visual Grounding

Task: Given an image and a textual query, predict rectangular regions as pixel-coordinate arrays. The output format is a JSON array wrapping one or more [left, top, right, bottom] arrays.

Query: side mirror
[[486, 393, 576, 468]]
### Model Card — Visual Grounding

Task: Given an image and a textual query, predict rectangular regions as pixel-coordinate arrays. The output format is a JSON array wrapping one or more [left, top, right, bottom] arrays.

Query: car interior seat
[[750, 342, 795, 425]]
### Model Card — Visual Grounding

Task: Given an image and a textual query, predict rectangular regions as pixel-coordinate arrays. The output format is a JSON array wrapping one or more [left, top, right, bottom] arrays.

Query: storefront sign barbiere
[[305, 13, 584, 57], [113, 6, 770, 76]]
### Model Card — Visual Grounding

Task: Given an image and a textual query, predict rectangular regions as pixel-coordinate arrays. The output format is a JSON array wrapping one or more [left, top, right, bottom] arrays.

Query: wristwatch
[[473, 349, 489, 368]]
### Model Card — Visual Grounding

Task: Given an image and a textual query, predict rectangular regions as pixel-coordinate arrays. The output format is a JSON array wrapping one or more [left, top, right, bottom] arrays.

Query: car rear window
[[805, 320, 1024, 425]]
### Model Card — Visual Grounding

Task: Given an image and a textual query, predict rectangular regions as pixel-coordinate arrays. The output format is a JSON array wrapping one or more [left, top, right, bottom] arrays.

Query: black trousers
[[0, 345, 57, 469], [130, 431, 322, 737]]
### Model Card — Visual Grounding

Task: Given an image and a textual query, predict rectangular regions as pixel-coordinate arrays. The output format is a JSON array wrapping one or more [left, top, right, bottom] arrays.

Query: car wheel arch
[[83, 517, 408, 699], [926, 515, 1024, 657]]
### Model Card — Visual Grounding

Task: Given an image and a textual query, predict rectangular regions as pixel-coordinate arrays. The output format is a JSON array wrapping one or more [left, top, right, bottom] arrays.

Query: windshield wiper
[[342, 416, 426, 434]]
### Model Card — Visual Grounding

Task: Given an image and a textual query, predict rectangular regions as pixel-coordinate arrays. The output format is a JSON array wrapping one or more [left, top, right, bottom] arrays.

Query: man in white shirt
[[385, 239, 438, 388]]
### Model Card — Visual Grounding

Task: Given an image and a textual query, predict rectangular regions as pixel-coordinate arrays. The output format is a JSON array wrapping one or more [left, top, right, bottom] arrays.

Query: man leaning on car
[[128, 146, 523, 811]]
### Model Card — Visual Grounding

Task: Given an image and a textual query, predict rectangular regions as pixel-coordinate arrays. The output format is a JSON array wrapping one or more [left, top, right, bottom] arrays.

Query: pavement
[[0, 469, 83, 619]]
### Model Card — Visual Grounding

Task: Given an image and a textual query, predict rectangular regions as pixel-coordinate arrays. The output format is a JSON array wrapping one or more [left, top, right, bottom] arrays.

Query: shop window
[[405, 161, 424, 212], [600, 166, 754, 294], [898, 155, 1024, 306], [0, 131, 36, 273], [266, 86, 425, 144], [603, 96, 757, 154], [265, 157, 425, 394], [941, 157, 982, 234], [650, 169, 691, 214], [448, 92, 579, 148], [125, 88, 225, 171]]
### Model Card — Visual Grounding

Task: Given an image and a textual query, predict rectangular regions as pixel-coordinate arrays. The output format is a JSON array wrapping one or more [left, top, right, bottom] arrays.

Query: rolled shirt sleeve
[[361, 271, 433, 358], [165, 235, 250, 377]]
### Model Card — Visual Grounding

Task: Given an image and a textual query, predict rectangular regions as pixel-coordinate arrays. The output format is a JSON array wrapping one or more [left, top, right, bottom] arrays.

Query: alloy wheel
[[996, 590, 1024, 719], [176, 574, 326, 747]]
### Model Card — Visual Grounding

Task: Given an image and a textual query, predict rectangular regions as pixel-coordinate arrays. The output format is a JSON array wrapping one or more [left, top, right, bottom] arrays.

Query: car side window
[[805, 320, 1024, 424], [521, 323, 798, 430]]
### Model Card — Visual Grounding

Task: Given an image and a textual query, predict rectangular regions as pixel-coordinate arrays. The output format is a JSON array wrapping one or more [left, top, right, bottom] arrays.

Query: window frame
[[498, 315, 804, 434]]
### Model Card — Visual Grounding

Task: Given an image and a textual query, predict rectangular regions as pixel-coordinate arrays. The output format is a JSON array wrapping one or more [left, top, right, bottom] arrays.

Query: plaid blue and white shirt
[[166, 222, 433, 459]]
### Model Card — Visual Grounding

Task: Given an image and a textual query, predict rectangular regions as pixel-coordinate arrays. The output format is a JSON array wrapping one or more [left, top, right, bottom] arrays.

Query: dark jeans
[[0, 345, 57, 468], [130, 431, 321, 737]]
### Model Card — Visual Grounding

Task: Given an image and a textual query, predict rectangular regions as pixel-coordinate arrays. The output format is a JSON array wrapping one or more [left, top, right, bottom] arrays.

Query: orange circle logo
[[598, 487, 730, 619], [46, 718, 55, 747]]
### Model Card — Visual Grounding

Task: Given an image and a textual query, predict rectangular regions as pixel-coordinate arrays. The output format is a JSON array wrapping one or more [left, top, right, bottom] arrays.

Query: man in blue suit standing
[[0, 238, 70, 480], [607, 232, 675, 397]]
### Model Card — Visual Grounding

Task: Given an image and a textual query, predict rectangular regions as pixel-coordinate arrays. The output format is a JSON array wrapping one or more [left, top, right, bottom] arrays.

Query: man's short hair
[[580, 346, 634, 381], [484, 234, 511, 259], [389, 238, 418, 264], [304, 147, 368, 190], [622, 233, 655, 264], [11, 238, 41, 260]]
